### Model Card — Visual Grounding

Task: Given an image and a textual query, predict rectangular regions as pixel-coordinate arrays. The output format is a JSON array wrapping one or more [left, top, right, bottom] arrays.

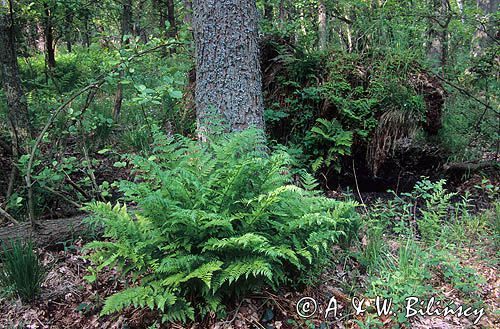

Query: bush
[[0, 240, 47, 302], [85, 128, 357, 323]]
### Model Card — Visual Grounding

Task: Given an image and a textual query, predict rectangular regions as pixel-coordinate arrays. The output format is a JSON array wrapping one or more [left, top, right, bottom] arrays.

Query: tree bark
[[472, 0, 499, 56], [134, 0, 148, 42], [427, 0, 450, 76], [0, 214, 97, 248], [158, 0, 176, 36], [1, 2, 31, 205], [0, 5, 30, 156], [65, 10, 74, 53], [318, 0, 328, 50], [43, 4, 56, 68], [159, 0, 176, 55], [456, 0, 465, 22], [166, 0, 177, 38], [192, 0, 265, 134], [279, 0, 286, 27], [263, 0, 273, 20], [183, 0, 192, 26], [112, 0, 133, 122], [83, 10, 91, 47]]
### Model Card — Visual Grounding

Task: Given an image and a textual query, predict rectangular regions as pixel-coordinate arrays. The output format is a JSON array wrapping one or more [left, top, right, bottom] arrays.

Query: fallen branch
[[42, 186, 83, 209], [444, 160, 499, 173], [0, 206, 19, 225], [0, 214, 96, 248]]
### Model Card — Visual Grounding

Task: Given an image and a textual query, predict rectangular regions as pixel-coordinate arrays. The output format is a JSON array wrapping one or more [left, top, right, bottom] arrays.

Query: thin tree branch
[[0, 205, 19, 225], [433, 74, 499, 115]]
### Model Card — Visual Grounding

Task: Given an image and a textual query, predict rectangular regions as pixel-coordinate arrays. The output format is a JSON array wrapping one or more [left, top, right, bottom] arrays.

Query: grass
[[0, 239, 47, 302]]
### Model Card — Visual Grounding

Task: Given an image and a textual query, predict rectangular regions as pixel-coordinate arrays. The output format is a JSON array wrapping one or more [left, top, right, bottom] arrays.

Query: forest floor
[[0, 176, 498, 329]]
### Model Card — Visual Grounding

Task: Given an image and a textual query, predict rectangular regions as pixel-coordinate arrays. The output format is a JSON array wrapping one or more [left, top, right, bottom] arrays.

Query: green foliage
[[0, 240, 47, 302], [427, 248, 485, 298], [306, 118, 353, 173], [19, 47, 114, 94], [366, 238, 434, 324], [358, 177, 493, 325], [263, 42, 429, 177], [358, 223, 386, 271], [368, 178, 457, 240], [413, 179, 456, 243], [85, 129, 357, 322]]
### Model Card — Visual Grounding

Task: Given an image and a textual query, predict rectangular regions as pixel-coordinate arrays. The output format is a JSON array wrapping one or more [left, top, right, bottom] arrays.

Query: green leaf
[[169, 90, 183, 99]]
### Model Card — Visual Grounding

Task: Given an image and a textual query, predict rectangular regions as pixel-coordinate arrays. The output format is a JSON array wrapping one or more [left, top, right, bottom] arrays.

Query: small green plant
[[414, 179, 456, 243], [474, 178, 500, 203], [306, 118, 353, 174], [366, 238, 433, 324], [0, 239, 47, 302], [85, 128, 357, 323], [428, 248, 485, 298], [359, 224, 386, 272]]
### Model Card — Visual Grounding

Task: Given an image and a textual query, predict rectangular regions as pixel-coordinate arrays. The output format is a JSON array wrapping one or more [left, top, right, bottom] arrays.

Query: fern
[[85, 128, 357, 323], [306, 118, 353, 173]]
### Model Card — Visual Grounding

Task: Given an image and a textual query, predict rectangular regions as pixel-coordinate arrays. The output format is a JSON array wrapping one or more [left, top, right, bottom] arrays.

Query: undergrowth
[[0, 239, 47, 302], [354, 178, 496, 326], [84, 128, 358, 323]]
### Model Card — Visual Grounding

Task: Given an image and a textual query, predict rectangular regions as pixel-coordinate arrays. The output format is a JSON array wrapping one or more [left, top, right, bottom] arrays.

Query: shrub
[[0, 240, 47, 302], [85, 128, 357, 323]]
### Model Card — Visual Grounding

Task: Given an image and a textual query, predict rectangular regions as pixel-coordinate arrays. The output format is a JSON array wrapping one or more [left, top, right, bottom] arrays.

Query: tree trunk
[[427, 0, 449, 76], [158, 0, 166, 31], [166, 0, 177, 38], [112, 0, 133, 122], [0, 9, 30, 152], [264, 0, 273, 20], [0, 214, 98, 248], [43, 5, 56, 68], [159, 0, 176, 56], [184, 0, 192, 26], [456, 0, 464, 22], [318, 0, 328, 50], [192, 0, 265, 134], [279, 0, 286, 27], [0, 4, 31, 202], [83, 10, 91, 47], [65, 11, 74, 53], [134, 0, 148, 42], [472, 0, 499, 56]]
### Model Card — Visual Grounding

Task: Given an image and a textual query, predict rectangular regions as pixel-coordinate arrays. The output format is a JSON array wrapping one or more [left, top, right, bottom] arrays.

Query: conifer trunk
[[184, 0, 192, 25], [192, 0, 264, 133], [427, 0, 450, 76], [166, 0, 176, 37]]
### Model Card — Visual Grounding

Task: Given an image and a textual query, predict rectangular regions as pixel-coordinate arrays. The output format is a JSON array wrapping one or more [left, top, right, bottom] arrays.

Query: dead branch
[[0, 214, 96, 248], [444, 160, 499, 173], [0, 206, 19, 225]]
